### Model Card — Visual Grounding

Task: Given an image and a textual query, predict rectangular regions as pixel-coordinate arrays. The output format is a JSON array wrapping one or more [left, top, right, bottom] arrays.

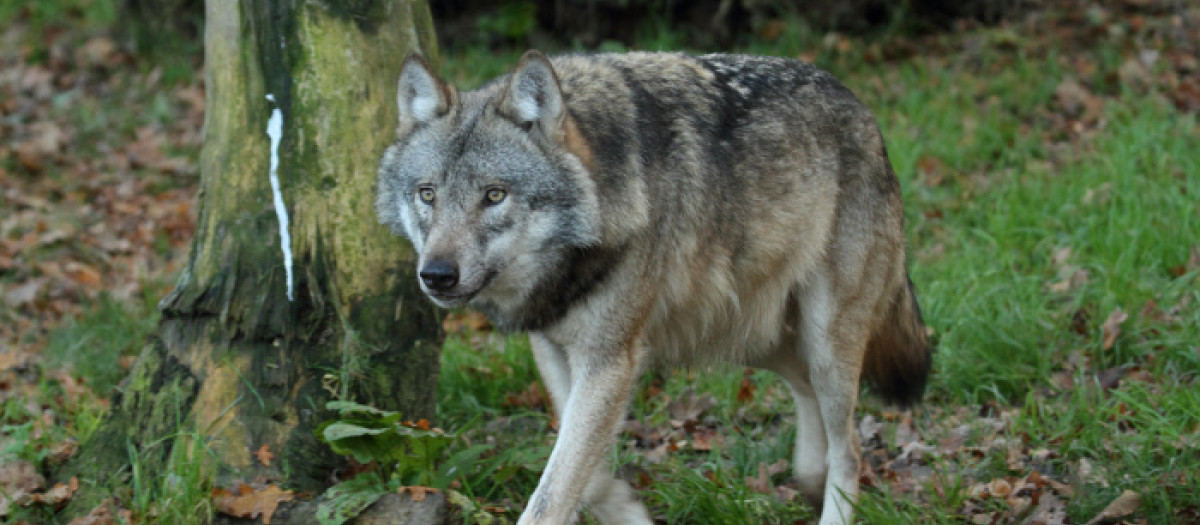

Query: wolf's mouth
[[426, 290, 476, 306], [421, 268, 499, 307]]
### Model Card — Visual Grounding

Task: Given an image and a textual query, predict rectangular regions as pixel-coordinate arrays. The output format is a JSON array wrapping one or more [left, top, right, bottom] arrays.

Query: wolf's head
[[376, 51, 602, 316]]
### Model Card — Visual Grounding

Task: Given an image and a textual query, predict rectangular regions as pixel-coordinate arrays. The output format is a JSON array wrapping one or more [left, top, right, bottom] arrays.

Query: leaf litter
[[1, 8, 201, 522], [3, 0, 1200, 523]]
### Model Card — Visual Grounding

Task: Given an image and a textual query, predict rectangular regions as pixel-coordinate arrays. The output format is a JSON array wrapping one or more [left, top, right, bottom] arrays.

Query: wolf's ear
[[397, 53, 452, 127], [500, 50, 564, 136]]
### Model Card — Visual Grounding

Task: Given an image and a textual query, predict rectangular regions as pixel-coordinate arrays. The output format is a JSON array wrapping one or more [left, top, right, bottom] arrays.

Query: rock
[[353, 492, 447, 525]]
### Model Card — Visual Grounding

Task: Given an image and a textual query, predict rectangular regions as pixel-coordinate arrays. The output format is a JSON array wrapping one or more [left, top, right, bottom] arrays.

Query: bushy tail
[[863, 276, 932, 407]]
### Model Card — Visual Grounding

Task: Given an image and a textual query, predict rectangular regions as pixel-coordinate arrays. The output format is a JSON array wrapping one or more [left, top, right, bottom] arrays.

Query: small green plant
[[316, 400, 480, 525], [318, 400, 456, 487]]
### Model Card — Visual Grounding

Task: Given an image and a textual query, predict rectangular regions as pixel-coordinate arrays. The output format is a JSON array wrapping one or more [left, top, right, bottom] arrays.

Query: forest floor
[[2, 1, 1198, 524]]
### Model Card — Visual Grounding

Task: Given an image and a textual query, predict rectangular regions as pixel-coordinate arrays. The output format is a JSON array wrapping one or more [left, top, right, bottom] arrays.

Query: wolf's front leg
[[530, 334, 653, 525], [518, 341, 642, 525]]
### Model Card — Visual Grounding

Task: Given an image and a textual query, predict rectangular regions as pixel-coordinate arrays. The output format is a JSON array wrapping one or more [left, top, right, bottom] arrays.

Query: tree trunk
[[56, 0, 441, 520]]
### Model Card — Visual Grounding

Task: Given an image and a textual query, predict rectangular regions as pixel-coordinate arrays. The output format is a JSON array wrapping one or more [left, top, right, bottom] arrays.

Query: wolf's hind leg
[[799, 276, 863, 525], [786, 376, 829, 505], [756, 340, 829, 507]]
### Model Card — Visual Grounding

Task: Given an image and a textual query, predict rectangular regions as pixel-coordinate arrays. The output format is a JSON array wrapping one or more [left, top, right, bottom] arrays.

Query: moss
[[53, 336, 200, 522], [54, 2, 443, 520]]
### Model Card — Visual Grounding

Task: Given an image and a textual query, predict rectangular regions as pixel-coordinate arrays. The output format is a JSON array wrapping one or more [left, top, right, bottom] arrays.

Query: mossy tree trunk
[[57, 0, 441, 519]]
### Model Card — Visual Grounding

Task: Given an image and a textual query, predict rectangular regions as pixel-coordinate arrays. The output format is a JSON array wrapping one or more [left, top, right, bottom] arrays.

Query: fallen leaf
[[667, 388, 717, 424], [442, 309, 492, 334], [0, 460, 45, 495], [213, 482, 294, 524], [254, 444, 274, 467], [398, 485, 439, 502], [745, 462, 774, 495], [67, 498, 133, 525], [1100, 307, 1128, 350], [893, 412, 921, 448], [1084, 490, 1140, 525], [64, 262, 103, 289], [1055, 78, 1103, 121], [736, 368, 756, 404], [4, 278, 47, 307], [988, 478, 1013, 498], [1118, 58, 1152, 90], [917, 155, 948, 187], [77, 37, 117, 67], [1096, 366, 1128, 390], [774, 484, 799, 503], [25, 477, 78, 508], [1024, 492, 1068, 525], [689, 427, 721, 451], [504, 381, 547, 410]]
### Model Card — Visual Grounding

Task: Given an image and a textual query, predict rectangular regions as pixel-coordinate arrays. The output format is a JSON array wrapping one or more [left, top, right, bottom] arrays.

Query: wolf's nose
[[419, 260, 459, 292]]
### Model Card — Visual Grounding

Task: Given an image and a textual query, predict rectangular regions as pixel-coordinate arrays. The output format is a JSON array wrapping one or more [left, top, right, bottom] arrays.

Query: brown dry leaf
[[1084, 490, 1140, 525], [68, 498, 127, 525], [23, 121, 68, 157], [1096, 366, 1128, 390], [213, 482, 294, 524], [937, 426, 969, 456], [1055, 78, 1103, 121], [0, 460, 45, 496], [1101, 307, 1128, 351], [736, 368, 756, 404], [1024, 492, 1068, 525], [989, 478, 1014, 498], [254, 444, 274, 467], [1118, 58, 1152, 90], [63, 262, 103, 289], [1172, 245, 1200, 277], [442, 309, 493, 334], [689, 427, 721, 451], [893, 412, 921, 448], [1139, 299, 1180, 324], [917, 155, 948, 187], [77, 37, 117, 67], [504, 381, 547, 410], [47, 439, 80, 464], [0, 348, 35, 371], [667, 388, 717, 424], [398, 485, 440, 502], [745, 462, 774, 495], [4, 278, 47, 307], [176, 84, 206, 114], [26, 477, 78, 508]]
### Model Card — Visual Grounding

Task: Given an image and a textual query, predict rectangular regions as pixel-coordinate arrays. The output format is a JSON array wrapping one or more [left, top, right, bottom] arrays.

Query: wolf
[[375, 50, 932, 525]]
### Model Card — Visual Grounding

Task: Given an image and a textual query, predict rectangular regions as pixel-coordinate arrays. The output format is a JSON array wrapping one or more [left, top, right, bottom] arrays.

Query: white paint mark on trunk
[[266, 94, 294, 301]]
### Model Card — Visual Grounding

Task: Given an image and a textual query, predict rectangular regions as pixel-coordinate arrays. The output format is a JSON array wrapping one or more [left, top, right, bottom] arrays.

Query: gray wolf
[[376, 50, 931, 525]]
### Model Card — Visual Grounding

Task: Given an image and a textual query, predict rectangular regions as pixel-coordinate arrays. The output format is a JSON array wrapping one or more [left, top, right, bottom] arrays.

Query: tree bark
[[56, 0, 441, 520]]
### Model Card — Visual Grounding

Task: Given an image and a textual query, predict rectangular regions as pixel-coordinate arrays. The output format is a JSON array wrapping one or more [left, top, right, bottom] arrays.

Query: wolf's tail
[[862, 275, 932, 407]]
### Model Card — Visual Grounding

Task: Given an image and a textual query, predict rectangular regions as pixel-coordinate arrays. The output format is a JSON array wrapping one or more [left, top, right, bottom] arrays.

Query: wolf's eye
[[418, 187, 435, 205], [485, 187, 507, 205]]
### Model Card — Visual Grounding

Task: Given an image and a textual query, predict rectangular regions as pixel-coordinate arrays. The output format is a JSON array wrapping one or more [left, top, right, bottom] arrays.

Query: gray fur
[[376, 50, 932, 525]]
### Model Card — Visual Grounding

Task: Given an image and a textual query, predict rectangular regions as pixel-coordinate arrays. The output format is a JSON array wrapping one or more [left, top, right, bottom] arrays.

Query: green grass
[[44, 293, 160, 394], [10, 5, 1198, 525]]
